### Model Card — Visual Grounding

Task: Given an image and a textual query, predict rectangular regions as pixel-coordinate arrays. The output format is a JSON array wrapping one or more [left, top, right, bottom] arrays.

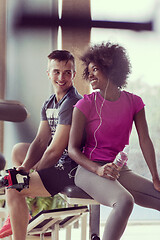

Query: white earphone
[[89, 80, 110, 160]]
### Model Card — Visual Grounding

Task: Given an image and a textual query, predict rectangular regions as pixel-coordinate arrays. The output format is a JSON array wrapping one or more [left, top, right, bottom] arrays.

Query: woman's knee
[[115, 192, 134, 214], [124, 194, 134, 211]]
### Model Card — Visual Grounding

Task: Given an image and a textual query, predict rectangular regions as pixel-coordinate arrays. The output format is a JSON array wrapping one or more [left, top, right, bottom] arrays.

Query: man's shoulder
[[42, 94, 55, 109], [64, 87, 82, 105], [67, 87, 82, 100]]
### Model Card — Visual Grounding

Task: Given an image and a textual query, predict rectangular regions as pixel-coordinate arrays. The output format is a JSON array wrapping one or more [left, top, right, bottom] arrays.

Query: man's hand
[[96, 162, 120, 180], [16, 165, 30, 174]]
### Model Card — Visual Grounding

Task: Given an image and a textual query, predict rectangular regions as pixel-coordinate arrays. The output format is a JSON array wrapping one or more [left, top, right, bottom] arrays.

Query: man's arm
[[35, 124, 71, 170], [18, 118, 71, 172], [18, 120, 52, 172]]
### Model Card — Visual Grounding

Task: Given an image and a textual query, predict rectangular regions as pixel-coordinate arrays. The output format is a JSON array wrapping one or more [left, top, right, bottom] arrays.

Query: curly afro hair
[[81, 42, 132, 88]]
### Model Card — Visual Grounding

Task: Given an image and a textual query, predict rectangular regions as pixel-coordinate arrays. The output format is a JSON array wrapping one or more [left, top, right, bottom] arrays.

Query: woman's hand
[[153, 177, 160, 192], [96, 162, 120, 180]]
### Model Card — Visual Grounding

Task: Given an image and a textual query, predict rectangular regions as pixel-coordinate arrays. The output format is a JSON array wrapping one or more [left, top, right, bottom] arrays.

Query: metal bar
[[14, 14, 153, 31], [0, 0, 6, 153]]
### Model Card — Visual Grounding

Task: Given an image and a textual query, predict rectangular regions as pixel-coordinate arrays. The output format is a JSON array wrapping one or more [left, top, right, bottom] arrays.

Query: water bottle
[[113, 145, 129, 170]]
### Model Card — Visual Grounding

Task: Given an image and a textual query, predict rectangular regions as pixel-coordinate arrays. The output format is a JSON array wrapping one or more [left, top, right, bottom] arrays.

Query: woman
[[68, 42, 160, 240]]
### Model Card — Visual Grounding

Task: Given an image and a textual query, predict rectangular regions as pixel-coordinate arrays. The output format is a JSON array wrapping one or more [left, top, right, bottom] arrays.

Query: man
[[0, 50, 82, 240]]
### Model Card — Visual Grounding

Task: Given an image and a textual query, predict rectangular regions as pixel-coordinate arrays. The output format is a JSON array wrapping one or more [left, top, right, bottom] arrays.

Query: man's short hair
[[48, 50, 75, 71]]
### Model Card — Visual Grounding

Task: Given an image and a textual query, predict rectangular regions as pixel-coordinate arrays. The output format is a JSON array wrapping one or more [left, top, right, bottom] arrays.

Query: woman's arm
[[134, 108, 160, 191], [68, 107, 119, 180]]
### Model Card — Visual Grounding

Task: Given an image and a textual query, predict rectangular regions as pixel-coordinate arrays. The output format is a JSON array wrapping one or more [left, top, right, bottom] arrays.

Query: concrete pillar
[[61, 0, 91, 95]]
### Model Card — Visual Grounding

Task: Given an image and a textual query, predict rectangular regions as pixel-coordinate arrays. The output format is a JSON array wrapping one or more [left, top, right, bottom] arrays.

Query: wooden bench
[[27, 206, 88, 240]]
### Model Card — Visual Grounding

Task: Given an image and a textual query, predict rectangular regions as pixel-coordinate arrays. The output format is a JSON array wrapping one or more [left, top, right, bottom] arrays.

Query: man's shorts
[[37, 161, 77, 196]]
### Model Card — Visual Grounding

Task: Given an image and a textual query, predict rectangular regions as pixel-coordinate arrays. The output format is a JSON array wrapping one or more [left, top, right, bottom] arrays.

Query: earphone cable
[[89, 80, 109, 160]]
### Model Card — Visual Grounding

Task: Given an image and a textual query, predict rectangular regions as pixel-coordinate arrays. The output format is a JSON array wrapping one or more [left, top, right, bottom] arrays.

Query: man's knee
[[6, 188, 24, 206], [12, 143, 29, 156], [12, 143, 30, 164]]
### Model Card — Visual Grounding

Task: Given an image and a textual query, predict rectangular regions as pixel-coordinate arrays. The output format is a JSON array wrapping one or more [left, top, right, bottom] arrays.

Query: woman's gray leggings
[[75, 165, 160, 240]]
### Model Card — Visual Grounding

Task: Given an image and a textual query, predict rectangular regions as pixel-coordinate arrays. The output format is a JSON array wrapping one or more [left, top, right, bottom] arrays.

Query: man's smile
[[56, 81, 66, 86]]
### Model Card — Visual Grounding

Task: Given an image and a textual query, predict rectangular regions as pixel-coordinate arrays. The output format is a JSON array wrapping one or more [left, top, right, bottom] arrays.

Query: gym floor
[[25, 221, 160, 240]]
